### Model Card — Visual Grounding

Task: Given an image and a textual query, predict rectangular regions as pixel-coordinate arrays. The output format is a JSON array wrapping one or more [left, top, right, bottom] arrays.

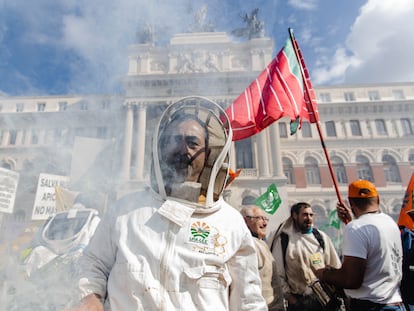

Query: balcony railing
[[239, 168, 258, 177]]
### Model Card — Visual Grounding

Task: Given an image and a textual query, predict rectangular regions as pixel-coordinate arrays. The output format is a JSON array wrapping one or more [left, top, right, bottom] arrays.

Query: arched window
[[331, 156, 347, 184], [235, 137, 254, 168], [356, 155, 373, 182], [283, 157, 294, 184], [382, 154, 401, 183], [305, 156, 320, 185]]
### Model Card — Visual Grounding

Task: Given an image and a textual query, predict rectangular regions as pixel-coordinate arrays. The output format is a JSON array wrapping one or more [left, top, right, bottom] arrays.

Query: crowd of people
[[22, 97, 410, 310]]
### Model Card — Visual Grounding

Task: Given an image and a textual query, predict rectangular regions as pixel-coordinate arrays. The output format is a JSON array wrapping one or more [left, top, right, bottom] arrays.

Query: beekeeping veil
[[152, 96, 232, 209]]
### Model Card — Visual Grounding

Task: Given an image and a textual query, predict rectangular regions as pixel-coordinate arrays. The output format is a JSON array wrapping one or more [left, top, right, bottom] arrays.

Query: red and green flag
[[289, 31, 319, 134], [225, 33, 318, 141], [255, 183, 282, 215]]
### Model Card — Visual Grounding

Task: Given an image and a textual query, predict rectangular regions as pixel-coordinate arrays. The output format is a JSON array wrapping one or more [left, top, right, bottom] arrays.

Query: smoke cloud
[[0, 2, 277, 307]]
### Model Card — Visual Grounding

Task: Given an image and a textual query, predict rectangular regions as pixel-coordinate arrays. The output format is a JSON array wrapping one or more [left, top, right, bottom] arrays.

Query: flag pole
[[288, 28, 345, 210]]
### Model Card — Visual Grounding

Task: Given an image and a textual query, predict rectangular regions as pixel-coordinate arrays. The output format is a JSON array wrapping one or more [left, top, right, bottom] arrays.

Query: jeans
[[350, 298, 406, 311]]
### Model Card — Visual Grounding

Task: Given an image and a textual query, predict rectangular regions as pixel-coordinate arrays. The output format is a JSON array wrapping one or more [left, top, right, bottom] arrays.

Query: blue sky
[[0, 0, 413, 96]]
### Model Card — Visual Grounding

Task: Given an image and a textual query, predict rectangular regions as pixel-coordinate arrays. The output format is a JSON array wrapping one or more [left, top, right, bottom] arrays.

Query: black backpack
[[273, 227, 346, 311]]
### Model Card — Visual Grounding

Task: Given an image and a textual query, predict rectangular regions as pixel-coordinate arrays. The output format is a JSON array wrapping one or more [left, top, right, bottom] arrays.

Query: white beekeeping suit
[[78, 96, 267, 311]]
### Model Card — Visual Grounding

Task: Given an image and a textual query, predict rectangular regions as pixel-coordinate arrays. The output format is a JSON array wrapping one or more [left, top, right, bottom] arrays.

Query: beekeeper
[[73, 97, 267, 311]]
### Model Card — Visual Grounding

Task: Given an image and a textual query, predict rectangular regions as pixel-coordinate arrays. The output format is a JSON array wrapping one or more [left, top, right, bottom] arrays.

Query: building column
[[122, 102, 134, 181], [257, 130, 271, 177], [394, 119, 403, 137], [367, 120, 375, 137], [134, 103, 147, 181], [3, 131, 10, 145], [269, 123, 284, 177], [16, 129, 24, 145]]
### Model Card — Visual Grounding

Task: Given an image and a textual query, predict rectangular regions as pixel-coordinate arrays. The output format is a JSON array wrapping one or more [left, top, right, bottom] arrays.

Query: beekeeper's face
[[160, 118, 207, 189]]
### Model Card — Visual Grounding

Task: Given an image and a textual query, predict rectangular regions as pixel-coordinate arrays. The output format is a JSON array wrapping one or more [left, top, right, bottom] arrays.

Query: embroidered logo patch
[[187, 222, 228, 256], [190, 221, 210, 239]]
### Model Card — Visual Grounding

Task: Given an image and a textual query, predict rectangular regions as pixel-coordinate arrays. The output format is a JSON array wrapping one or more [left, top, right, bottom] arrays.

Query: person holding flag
[[315, 180, 405, 311]]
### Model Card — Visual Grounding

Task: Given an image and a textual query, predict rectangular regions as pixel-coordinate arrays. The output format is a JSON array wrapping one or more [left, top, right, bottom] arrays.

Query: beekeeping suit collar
[[151, 96, 232, 211]]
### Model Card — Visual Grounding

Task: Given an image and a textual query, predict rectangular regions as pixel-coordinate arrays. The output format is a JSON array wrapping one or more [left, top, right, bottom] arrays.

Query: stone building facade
[[0, 31, 413, 233]]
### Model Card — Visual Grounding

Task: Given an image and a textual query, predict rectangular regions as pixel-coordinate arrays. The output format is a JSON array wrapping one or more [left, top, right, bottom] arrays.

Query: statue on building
[[176, 52, 198, 73], [188, 4, 214, 33], [136, 23, 155, 44], [176, 51, 220, 73], [204, 52, 220, 72], [231, 8, 265, 40]]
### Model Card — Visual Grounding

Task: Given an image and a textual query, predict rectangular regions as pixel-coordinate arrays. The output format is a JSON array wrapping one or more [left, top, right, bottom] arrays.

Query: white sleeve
[[78, 210, 117, 299], [228, 230, 268, 311], [342, 225, 367, 259]]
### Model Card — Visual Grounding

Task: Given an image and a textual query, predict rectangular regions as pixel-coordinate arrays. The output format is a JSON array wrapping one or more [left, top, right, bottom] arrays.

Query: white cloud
[[313, 48, 360, 84], [0, 0, 196, 94], [288, 0, 318, 11], [313, 0, 414, 84]]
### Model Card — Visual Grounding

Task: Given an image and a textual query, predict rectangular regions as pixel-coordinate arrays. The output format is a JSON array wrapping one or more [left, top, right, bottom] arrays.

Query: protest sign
[[32, 173, 70, 220], [255, 183, 282, 215], [0, 167, 19, 213]]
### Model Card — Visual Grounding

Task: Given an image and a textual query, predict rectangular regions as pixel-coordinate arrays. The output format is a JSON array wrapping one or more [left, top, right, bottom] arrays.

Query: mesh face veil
[[152, 96, 232, 208]]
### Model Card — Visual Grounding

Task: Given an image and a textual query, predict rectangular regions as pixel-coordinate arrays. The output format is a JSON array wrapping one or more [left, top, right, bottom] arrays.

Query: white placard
[[32, 173, 70, 220], [0, 167, 20, 213]]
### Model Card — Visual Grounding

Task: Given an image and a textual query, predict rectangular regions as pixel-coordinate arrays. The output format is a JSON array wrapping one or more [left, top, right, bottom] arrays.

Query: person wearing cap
[[315, 180, 405, 311], [271, 202, 341, 311], [70, 97, 267, 311], [241, 205, 285, 311]]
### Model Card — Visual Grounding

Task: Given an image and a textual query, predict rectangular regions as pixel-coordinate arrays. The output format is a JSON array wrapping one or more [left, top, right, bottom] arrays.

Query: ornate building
[[0, 31, 413, 233]]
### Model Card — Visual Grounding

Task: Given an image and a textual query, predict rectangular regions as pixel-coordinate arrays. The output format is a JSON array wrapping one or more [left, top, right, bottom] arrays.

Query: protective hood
[[36, 208, 100, 255], [151, 96, 232, 210]]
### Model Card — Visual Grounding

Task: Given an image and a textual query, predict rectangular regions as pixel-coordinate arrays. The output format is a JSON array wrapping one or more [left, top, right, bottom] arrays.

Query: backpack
[[280, 228, 325, 267], [275, 227, 346, 311], [401, 227, 414, 305]]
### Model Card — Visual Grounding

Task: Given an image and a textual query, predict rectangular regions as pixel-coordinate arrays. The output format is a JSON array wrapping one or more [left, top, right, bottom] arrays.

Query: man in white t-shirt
[[315, 180, 405, 311]]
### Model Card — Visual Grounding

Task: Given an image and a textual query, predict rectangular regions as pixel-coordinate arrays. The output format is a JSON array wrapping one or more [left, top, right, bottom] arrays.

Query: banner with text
[[0, 167, 20, 214], [32, 173, 70, 220]]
